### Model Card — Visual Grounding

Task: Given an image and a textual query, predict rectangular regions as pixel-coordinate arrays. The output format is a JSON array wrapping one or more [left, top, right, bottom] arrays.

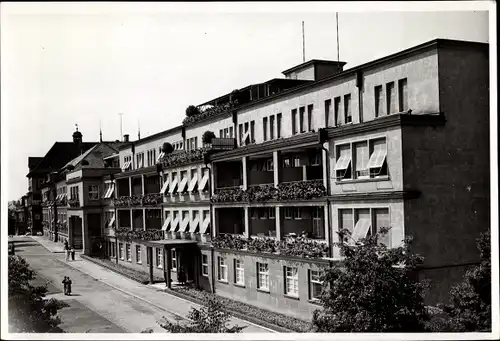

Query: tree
[[8, 255, 68, 333], [202, 130, 216, 145], [162, 142, 174, 155], [312, 228, 429, 332], [158, 296, 245, 333], [185, 105, 201, 117], [438, 231, 491, 331]]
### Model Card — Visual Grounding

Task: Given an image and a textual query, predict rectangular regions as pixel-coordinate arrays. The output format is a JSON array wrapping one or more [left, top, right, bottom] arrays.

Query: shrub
[[312, 229, 429, 332], [162, 142, 174, 154], [202, 130, 216, 145], [185, 105, 201, 117], [159, 296, 245, 333]]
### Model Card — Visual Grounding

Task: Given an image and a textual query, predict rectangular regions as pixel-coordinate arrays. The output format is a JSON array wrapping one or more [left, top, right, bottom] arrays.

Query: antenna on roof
[[99, 120, 103, 143], [138, 120, 141, 140], [302, 21, 305, 63], [336, 13, 340, 67], [118, 113, 123, 142]]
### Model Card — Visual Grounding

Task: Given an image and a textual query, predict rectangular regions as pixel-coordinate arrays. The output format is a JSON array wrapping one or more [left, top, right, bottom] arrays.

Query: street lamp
[[50, 171, 59, 242]]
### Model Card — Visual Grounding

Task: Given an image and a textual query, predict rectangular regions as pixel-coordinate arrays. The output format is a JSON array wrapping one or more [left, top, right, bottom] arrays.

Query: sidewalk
[[60, 257, 275, 333], [30, 236, 67, 253]]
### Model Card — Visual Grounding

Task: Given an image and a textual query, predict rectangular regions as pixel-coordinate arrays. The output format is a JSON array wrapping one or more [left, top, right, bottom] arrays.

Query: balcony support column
[[141, 175, 145, 196], [128, 177, 132, 197], [143, 208, 146, 231], [243, 207, 249, 238], [275, 206, 281, 240], [322, 145, 329, 190], [242, 157, 248, 190], [130, 209, 133, 231], [273, 151, 280, 186], [211, 163, 217, 196]]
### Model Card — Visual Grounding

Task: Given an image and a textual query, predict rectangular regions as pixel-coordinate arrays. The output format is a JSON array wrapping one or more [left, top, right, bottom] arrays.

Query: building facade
[[29, 38, 489, 319]]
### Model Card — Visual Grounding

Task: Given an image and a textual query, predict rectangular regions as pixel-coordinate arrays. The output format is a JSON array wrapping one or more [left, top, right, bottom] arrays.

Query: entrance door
[[72, 217, 83, 249]]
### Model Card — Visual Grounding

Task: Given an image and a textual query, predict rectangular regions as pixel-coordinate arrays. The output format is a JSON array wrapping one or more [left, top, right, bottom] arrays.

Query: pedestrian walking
[[64, 238, 69, 250], [62, 276, 68, 295], [71, 247, 75, 261], [66, 277, 72, 296], [65, 246, 70, 262]]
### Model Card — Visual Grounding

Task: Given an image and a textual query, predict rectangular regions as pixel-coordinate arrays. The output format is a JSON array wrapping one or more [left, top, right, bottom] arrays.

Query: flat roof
[[149, 239, 198, 246], [281, 59, 347, 75]]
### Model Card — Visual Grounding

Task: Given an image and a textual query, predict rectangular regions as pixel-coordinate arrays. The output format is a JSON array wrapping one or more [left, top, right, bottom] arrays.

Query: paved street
[[9, 236, 274, 333]]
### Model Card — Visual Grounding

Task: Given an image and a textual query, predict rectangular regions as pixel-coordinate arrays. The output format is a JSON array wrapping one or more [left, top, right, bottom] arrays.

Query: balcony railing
[[68, 199, 80, 208], [211, 180, 326, 203], [159, 148, 206, 168], [211, 234, 329, 259], [115, 227, 164, 242], [114, 194, 162, 207], [182, 101, 237, 126]]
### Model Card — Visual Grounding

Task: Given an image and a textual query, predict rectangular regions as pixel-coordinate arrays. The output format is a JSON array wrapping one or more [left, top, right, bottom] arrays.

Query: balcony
[[68, 199, 80, 208], [182, 101, 237, 126]]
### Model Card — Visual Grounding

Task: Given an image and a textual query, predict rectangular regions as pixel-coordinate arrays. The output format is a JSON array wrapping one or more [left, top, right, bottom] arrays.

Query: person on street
[[65, 245, 69, 261], [66, 277, 72, 296], [64, 238, 68, 250], [62, 277, 68, 295], [71, 247, 75, 261]]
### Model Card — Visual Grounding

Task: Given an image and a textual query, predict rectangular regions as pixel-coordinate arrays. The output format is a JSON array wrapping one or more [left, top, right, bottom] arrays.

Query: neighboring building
[[30, 38, 489, 319]]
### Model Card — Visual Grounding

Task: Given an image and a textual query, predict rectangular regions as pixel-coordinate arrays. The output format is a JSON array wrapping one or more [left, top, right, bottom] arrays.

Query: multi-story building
[[31, 38, 489, 319]]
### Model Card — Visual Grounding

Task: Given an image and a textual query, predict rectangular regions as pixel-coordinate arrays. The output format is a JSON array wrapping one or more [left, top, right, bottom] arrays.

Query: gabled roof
[[27, 142, 98, 177], [28, 157, 44, 170], [63, 142, 123, 170]]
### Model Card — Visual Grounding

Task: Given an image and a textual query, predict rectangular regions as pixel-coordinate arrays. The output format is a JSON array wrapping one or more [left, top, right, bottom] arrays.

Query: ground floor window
[[156, 248, 163, 268], [201, 254, 209, 276], [284, 266, 299, 296], [234, 259, 244, 285], [257, 262, 269, 290], [119, 243, 124, 260], [309, 269, 323, 300], [218, 256, 228, 282], [126, 244, 132, 261], [136, 245, 142, 264], [171, 249, 177, 271]]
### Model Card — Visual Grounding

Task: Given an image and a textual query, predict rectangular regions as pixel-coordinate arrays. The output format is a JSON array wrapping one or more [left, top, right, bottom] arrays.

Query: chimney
[[123, 134, 129, 142]]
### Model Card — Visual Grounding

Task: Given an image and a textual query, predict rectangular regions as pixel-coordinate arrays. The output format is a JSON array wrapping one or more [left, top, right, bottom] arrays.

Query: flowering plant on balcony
[[211, 180, 326, 203], [56, 197, 67, 206], [115, 227, 164, 242], [211, 187, 246, 203], [68, 198, 80, 207], [130, 195, 142, 206], [211, 234, 328, 259], [277, 180, 326, 201], [278, 236, 330, 259], [159, 148, 207, 168], [142, 193, 162, 206], [182, 101, 238, 126], [114, 196, 131, 207]]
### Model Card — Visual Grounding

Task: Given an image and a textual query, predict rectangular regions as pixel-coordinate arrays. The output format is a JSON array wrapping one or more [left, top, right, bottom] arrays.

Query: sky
[[1, 2, 492, 201]]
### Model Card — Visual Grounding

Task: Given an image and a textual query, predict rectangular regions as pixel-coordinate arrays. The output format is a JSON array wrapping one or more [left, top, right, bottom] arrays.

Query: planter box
[[201, 234, 211, 243], [180, 232, 189, 240], [172, 232, 181, 239], [191, 233, 201, 242]]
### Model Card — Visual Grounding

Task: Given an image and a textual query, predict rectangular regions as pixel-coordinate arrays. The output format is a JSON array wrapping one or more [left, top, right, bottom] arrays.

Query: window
[[156, 248, 163, 268], [334, 97, 341, 126], [375, 85, 384, 117], [147, 247, 151, 265], [257, 262, 269, 290], [70, 186, 79, 200], [367, 138, 388, 177], [194, 137, 198, 150], [284, 207, 293, 220], [218, 256, 228, 282], [398, 78, 408, 111], [309, 270, 323, 300], [386, 82, 396, 114], [269, 115, 275, 140], [307, 104, 313, 131], [344, 94, 352, 123], [284, 207, 302, 220], [299, 106, 305, 132], [268, 207, 275, 219], [312, 207, 324, 239], [88, 185, 99, 200], [110, 242, 116, 258], [219, 129, 223, 138], [263, 117, 268, 141], [353, 209, 371, 242], [234, 259, 244, 285], [339, 209, 354, 234], [136, 245, 142, 263], [335, 144, 352, 180], [311, 151, 322, 166], [250, 121, 255, 143], [239, 123, 243, 145], [119, 243, 124, 260], [201, 254, 209, 276], [354, 142, 369, 179], [229, 126, 234, 138], [325, 99, 332, 127], [126, 244, 131, 261], [292, 109, 297, 135], [373, 208, 391, 246], [277, 113, 282, 138], [284, 266, 299, 296], [171, 249, 177, 270]]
